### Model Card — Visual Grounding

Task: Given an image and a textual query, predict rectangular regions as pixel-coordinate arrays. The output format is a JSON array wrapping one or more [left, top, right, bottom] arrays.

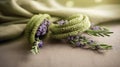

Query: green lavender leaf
[[86, 26, 113, 37]]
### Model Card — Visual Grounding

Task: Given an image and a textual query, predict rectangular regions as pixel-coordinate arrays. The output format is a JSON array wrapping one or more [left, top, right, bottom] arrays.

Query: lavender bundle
[[26, 14, 113, 54]]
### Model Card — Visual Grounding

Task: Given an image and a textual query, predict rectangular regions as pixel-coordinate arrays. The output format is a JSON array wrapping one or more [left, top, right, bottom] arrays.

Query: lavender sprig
[[31, 40, 43, 54], [67, 35, 112, 50], [31, 19, 50, 54], [85, 26, 113, 37]]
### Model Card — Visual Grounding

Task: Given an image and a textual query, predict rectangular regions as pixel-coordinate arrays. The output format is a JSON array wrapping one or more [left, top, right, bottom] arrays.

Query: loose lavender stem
[[67, 35, 112, 50]]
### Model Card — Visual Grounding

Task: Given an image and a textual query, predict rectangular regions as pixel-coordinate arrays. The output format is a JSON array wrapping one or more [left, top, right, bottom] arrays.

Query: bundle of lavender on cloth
[[25, 14, 113, 54]]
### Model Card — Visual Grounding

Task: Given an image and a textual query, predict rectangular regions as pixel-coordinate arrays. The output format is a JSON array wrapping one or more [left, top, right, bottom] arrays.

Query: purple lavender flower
[[39, 27, 43, 32], [43, 19, 50, 26], [57, 20, 66, 25], [44, 19, 49, 25], [34, 19, 50, 49], [30, 18, 51, 54], [41, 29, 47, 35], [87, 40, 94, 44], [35, 19, 50, 38], [38, 41, 43, 48], [42, 25, 47, 30], [67, 35, 84, 47], [76, 42, 81, 47], [91, 26, 100, 30], [44, 20, 48, 25], [67, 35, 97, 49], [36, 31, 41, 37]]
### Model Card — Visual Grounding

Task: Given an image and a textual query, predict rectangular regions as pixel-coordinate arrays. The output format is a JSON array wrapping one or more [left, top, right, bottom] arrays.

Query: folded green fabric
[[0, 24, 26, 41]]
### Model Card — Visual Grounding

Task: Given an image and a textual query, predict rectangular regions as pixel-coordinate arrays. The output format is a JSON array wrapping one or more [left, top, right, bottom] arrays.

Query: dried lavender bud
[[36, 31, 41, 37], [42, 19, 50, 25], [38, 40, 43, 48], [87, 40, 94, 44], [57, 20, 66, 25], [75, 42, 81, 47], [44, 20, 48, 25], [91, 26, 101, 30]]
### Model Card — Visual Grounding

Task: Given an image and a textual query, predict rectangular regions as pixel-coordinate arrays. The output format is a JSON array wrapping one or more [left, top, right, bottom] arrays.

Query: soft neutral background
[[0, 0, 120, 67]]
